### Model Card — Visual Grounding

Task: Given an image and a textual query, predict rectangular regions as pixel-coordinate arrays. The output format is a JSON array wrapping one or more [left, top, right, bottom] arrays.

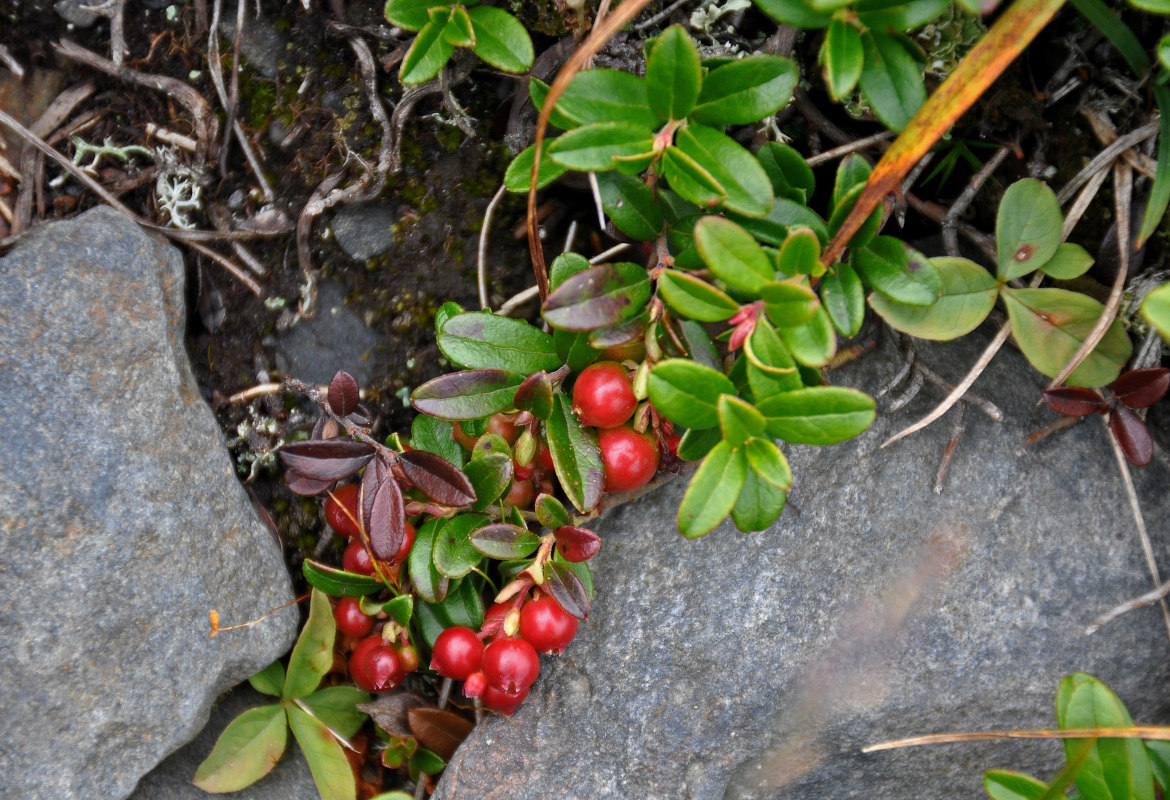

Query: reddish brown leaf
[[357, 692, 429, 739], [346, 403, 373, 427], [359, 455, 390, 534], [398, 449, 476, 506], [1110, 405, 1153, 467], [311, 415, 341, 440], [368, 477, 406, 561], [406, 707, 474, 761], [554, 526, 601, 562], [285, 470, 334, 496], [1041, 387, 1107, 417], [279, 439, 375, 481], [544, 561, 590, 620], [1112, 368, 1170, 410], [328, 371, 361, 416]]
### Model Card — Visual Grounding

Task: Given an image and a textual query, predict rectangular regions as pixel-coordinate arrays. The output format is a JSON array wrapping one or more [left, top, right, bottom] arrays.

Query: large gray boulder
[[0, 207, 298, 800], [434, 326, 1170, 799]]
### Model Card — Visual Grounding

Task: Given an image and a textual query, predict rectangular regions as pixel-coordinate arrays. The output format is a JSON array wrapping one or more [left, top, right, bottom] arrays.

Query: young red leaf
[[398, 449, 476, 506], [1110, 405, 1153, 467], [544, 561, 590, 620], [278, 439, 376, 481], [285, 470, 334, 496], [368, 477, 406, 561], [1041, 387, 1108, 417], [327, 371, 361, 416], [1111, 367, 1170, 409], [553, 526, 601, 562]]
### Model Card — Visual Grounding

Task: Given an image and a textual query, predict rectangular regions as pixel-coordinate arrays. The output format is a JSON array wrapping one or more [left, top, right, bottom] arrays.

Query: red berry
[[519, 595, 579, 654], [482, 684, 528, 715], [513, 458, 535, 482], [462, 670, 487, 698], [391, 521, 416, 565], [598, 425, 658, 492], [396, 643, 421, 674], [505, 477, 535, 509], [572, 361, 637, 429], [342, 540, 376, 575], [350, 637, 401, 692], [325, 484, 362, 539], [430, 626, 484, 680], [481, 638, 540, 692], [535, 443, 555, 472], [334, 597, 374, 637]]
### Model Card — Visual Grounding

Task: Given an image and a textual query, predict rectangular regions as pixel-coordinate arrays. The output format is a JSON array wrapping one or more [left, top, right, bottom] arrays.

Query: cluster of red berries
[[429, 592, 579, 714], [571, 361, 664, 492]]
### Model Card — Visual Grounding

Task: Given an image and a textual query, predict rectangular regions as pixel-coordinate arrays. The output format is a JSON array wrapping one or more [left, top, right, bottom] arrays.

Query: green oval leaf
[[545, 122, 655, 172], [441, 6, 474, 47], [466, 6, 533, 73], [718, 395, 766, 447], [193, 704, 288, 793], [738, 199, 828, 247], [1141, 281, 1170, 342], [858, 31, 926, 132], [694, 216, 775, 293], [869, 256, 996, 340], [855, 0, 950, 30], [822, 18, 864, 100], [302, 560, 385, 598], [538, 70, 658, 129], [820, 261, 866, 337], [287, 704, 357, 800], [777, 227, 822, 277], [412, 370, 524, 420], [745, 320, 802, 398], [469, 523, 541, 560], [535, 494, 570, 529], [732, 468, 788, 532], [596, 171, 664, 241], [675, 426, 721, 461], [646, 25, 702, 121], [432, 512, 488, 577], [302, 686, 372, 739], [1039, 242, 1094, 280], [383, 0, 432, 30], [249, 661, 285, 697], [662, 144, 727, 209], [744, 437, 793, 490], [983, 771, 1051, 800], [778, 305, 837, 367], [761, 279, 820, 327], [648, 359, 738, 430], [997, 178, 1064, 280], [283, 588, 336, 699], [435, 576, 486, 630], [543, 262, 652, 331], [753, 0, 833, 28], [833, 154, 873, 209], [512, 371, 554, 421], [399, 19, 454, 86], [678, 440, 748, 538], [1002, 287, 1132, 387], [657, 270, 740, 322], [1056, 673, 1154, 800], [438, 312, 560, 373], [854, 236, 942, 306], [409, 518, 450, 604], [757, 386, 876, 444], [757, 141, 815, 202], [691, 55, 799, 126], [674, 124, 774, 217], [547, 393, 604, 513], [503, 144, 568, 193], [410, 414, 463, 469]]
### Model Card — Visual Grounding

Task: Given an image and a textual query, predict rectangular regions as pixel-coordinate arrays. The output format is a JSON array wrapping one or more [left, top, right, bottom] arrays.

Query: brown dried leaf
[[278, 439, 375, 481], [357, 692, 430, 738], [398, 449, 476, 506], [407, 707, 474, 761], [328, 371, 361, 416]]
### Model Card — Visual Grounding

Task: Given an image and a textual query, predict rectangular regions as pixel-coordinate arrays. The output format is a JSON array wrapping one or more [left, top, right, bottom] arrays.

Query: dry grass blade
[[864, 726, 1170, 753], [1087, 577, 1170, 634]]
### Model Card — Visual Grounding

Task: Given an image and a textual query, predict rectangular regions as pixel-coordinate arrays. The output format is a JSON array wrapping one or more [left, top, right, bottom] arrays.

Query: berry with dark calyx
[[430, 626, 484, 680], [350, 636, 402, 693], [598, 425, 659, 493], [325, 484, 362, 539], [334, 597, 374, 637], [482, 684, 528, 715], [342, 539, 376, 575], [481, 637, 540, 692], [572, 361, 637, 429], [519, 595, 579, 655]]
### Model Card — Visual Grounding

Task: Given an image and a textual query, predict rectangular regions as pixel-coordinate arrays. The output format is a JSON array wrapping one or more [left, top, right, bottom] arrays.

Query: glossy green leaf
[[588, 310, 649, 348], [536, 71, 658, 129], [661, 144, 727, 209], [410, 747, 446, 780], [193, 704, 288, 793], [648, 358, 738, 429], [820, 261, 866, 337], [466, 6, 533, 73], [822, 18, 864, 100], [657, 270, 740, 321], [854, 236, 941, 306], [1056, 673, 1154, 800], [646, 25, 702, 121], [1039, 242, 1094, 280], [744, 437, 793, 490], [674, 124, 773, 217], [855, 0, 950, 30], [470, 523, 541, 560], [463, 452, 511, 512], [869, 256, 996, 340], [757, 386, 876, 444], [833, 154, 873, 208], [858, 31, 926, 132], [438, 311, 559, 373], [694, 216, 775, 293], [691, 55, 799, 126], [757, 141, 815, 202], [777, 227, 822, 277], [411, 414, 463, 469], [997, 178, 1063, 280], [1141, 282, 1170, 342], [753, 0, 833, 28], [738, 199, 829, 246], [432, 512, 488, 577], [678, 319, 721, 370], [1145, 740, 1170, 794], [732, 468, 788, 532], [597, 171, 664, 241], [249, 661, 285, 697], [678, 440, 748, 538], [546, 393, 604, 513], [676, 426, 722, 461], [363, 594, 413, 627], [778, 305, 837, 367], [503, 144, 567, 192], [554, 329, 602, 372], [745, 320, 802, 398], [441, 6, 474, 47], [409, 518, 450, 604], [302, 560, 385, 598], [761, 279, 820, 327], [543, 262, 651, 332], [545, 122, 655, 172], [435, 576, 485, 630], [535, 494, 570, 529], [399, 19, 454, 85], [284, 588, 335, 699], [287, 704, 357, 800], [718, 395, 766, 447], [384, 0, 437, 31], [550, 251, 591, 289], [413, 600, 445, 647], [984, 771, 1050, 800], [1002, 287, 1132, 387], [302, 686, 371, 739], [434, 301, 463, 337], [828, 183, 882, 250], [411, 370, 523, 420]]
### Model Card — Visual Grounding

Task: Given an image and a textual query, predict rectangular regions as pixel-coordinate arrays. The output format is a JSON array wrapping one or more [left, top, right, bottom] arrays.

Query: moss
[[435, 125, 466, 152]]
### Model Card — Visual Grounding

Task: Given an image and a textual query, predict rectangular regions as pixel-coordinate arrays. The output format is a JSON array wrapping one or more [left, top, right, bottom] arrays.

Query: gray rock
[[0, 207, 298, 800], [273, 281, 390, 386], [330, 204, 399, 261], [434, 327, 1170, 800]]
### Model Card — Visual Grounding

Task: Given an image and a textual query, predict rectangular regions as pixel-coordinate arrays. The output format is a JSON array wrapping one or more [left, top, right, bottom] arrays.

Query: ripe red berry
[[519, 595, 579, 654], [342, 540, 376, 575], [391, 521, 416, 565], [572, 361, 637, 429], [430, 626, 484, 680], [482, 684, 528, 715], [334, 597, 374, 637], [535, 443, 554, 472], [505, 477, 535, 509], [598, 425, 658, 492], [481, 638, 540, 693], [462, 670, 487, 699], [350, 636, 401, 693], [325, 484, 362, 539]]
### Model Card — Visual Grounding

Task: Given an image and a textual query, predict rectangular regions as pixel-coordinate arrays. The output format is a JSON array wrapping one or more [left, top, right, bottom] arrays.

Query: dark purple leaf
[[542, 263, 652, 332], [1110, 405, 1153, 467], [279, 439, 375, 481], [587, 309, 650, 349], [1041, 387, 1107, 417], [1112, 368, 1170, 410], [407, 707, 474, 761], [328, 371, 361, 416], [411, 369, 525, 420], [398, 449, 476, 506], [285, 470, 334, 496], [544, 561, 590, 620], [468, 523, 541, 560], [512, 371, 554, 421], [311, 415, 341, 441], [553, 526, 601, 562], [368, 477, 406, 560], [346, 403, 373, 427], [359, 456, 389, 534]]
